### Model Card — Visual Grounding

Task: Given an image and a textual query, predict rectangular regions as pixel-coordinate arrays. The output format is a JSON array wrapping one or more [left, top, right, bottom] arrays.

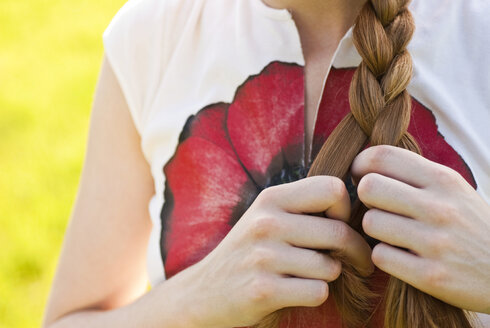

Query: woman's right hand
[[43, 58, 372, 328], [180, 176, 374, 328]]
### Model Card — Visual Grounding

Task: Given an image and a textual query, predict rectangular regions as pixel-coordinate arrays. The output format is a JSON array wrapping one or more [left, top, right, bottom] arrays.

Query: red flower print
[[159, 62, 477, 327], [161, 62, 306, 278], [312, 68, 477, 187]]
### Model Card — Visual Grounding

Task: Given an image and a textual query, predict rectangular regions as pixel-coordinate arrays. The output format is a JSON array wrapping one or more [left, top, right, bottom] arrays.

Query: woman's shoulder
[[411, 0, 490, 53], [104, 0, 197, 28], [409, 0, 490, 100], [408, 0, 490, 203], [102, 0, 204, 132], [103, 0, 200, 59], [103, 0, 237, 44]]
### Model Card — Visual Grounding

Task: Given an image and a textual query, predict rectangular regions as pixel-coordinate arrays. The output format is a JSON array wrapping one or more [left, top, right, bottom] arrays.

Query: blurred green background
[[0, 0, 125, 326]]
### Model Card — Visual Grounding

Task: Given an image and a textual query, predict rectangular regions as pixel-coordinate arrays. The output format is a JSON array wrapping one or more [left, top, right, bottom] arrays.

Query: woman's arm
[[44, 55, 374, 328], [43, 56, 198, 328]]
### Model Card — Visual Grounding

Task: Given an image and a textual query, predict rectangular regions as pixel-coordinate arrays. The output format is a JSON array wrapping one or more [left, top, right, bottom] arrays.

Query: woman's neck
[[261, 0, 366, 162], [262, 0, 365, 51]]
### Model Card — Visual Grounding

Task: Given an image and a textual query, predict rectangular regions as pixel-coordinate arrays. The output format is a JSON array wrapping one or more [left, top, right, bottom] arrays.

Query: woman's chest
[[304, 57, 332, 162], [157, 60, 478, 279]]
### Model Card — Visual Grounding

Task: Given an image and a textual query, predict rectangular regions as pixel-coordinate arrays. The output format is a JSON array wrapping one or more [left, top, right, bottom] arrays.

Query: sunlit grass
[[0, 1, 126, 326]]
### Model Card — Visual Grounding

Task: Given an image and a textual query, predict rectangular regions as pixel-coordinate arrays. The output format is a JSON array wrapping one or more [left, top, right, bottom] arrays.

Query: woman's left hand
[[351, 145, 490, 314]]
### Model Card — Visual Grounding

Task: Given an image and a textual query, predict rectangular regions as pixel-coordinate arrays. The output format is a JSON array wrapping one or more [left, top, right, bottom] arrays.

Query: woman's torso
[[102, 0, 490, 326]]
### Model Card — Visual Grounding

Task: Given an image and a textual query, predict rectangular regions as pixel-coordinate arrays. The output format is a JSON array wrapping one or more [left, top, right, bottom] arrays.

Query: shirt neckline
[[250, 0, 359, 164], [252, 0, 356, 63], [252, 0, 293, 21]]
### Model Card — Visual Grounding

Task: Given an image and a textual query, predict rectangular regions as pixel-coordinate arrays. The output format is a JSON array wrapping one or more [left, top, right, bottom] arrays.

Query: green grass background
[[0, 1, 126, 326]]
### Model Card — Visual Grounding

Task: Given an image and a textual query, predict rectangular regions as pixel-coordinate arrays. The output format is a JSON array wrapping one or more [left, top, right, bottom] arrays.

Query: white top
[[103, 0, 490, 287]]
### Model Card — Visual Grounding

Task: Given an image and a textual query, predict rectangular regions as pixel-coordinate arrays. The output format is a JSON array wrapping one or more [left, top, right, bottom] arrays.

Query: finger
[[362, 209, 435, 256], [351, 145, 438, 188], [261, 176, 351, 222], [271, 243, 342, 281], [372, 243, 447, 296], [280, 213, 374, 276], [274, 277, 329, 308], [356, 172, 427, 221]]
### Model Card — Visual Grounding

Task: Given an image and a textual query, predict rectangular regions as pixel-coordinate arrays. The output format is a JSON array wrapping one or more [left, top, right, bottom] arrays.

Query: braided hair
[[256, 0, 474, 327]]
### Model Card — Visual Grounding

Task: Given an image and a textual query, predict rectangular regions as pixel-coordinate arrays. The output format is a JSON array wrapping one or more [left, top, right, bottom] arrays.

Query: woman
[[43, 0, 490, 327]]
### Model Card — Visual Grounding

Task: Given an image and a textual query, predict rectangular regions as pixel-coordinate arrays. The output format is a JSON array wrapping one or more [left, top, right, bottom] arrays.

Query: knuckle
[[330, 221, 351, 246], [248, 275, 276, 304], [439, 202, 460, 221], [249, 216, 280, 240], [256, 187, 277, 205], [321, 176, 346, 201], [432, 165, 461, 186], [423, 264, 448, 289], [364, 145, 393, 169], [427, 231, 451, 256], [247, 246, 274, 269], [424, 199, 458, 225]]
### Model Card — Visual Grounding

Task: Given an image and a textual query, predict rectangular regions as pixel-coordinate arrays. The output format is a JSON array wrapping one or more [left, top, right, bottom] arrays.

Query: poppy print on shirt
[[160, 62, 306, 278], [159, 61, 477, 326]]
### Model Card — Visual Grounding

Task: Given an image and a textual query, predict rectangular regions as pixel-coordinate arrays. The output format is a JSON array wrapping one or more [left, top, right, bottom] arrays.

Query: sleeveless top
[[102, 0, 490, 326]]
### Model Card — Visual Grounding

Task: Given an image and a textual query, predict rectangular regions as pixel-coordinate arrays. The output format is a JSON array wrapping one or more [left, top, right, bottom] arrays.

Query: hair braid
[[255, 1, 475, 327], [311, 0, 474, 327]]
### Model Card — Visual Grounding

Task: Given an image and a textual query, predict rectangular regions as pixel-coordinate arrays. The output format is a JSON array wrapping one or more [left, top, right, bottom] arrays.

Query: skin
[[43, 57, 373, 328], [352, 145, 490, 315], [263, 0, 365, 162], [44, 0, 490, 327]]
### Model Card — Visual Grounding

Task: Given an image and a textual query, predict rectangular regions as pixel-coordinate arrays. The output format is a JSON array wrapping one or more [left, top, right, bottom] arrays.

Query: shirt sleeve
[[102, 0, 169, 133]]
